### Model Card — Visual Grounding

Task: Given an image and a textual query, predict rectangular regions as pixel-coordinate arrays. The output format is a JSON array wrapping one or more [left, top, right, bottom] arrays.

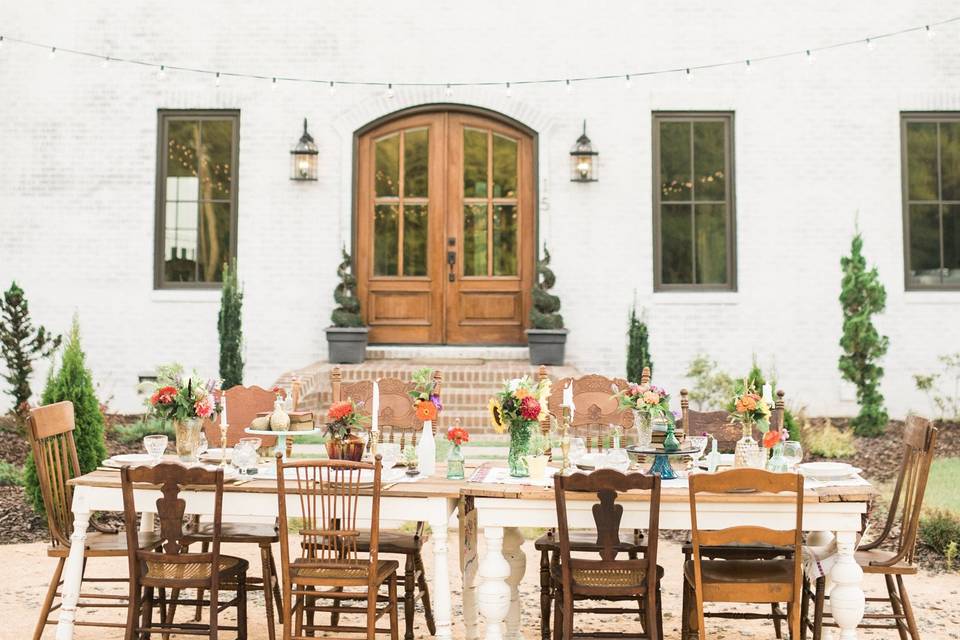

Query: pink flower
[[642, 390, 661, 405], [194, 395, 215, 419]]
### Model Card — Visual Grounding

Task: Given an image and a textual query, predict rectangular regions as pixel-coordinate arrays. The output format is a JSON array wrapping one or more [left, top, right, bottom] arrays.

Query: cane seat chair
[[330, 366, 437, 640], [802, 416, 938, 640], [552, 469, 664, 640], [682, 469, 805, 640], [26, 401, 163, 640], [276, 455, 399, 640], [121, 462, 248, 639]]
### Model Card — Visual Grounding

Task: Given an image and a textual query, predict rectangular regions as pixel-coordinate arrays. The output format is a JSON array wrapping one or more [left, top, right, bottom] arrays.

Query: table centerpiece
[[324, 398, 367, 461], [146, 370, 221, 463], [729, 381, 772, 468], [488, 376, 551, 477], [617, 381, 675, 450]]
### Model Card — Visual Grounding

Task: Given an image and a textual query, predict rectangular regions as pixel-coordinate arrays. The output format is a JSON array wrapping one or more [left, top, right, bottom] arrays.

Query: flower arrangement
[[325, 398, 368, 440], [488, 376, 551, 477], [446, 424, 470, 446], [729, 382, 772, 432], [147, 370, 221, 423], [763, 428, 788, 449], [617, 382, 675, 425], [408, 367, 442, 422]]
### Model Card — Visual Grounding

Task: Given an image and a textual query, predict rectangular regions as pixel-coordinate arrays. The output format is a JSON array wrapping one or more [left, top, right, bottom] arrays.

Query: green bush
[[919, 508, 960, 555], [23, 316, 107, 514], [626, 304, 653, 382], [802, 419, 856, 458], [0, 460, 24, 486], [530, 246, 563, 330], [218, 259, 244, 389], [685, 354, 735, 411], [913, 353, 960, 422], [112, 416, 175, 445], [331, 248, 363, 327]]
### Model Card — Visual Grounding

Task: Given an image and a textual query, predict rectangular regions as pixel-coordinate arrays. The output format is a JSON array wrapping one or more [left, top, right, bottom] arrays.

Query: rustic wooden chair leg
[[140, 586, 155, 640], [237, 571, 248, 640], [329, 586, 343, 627], [772, 603, 784, 638], [157, 587, 170, 640], [403, 553, 416, 640], [305, 585, 317, 637], [126, 578, 142, 640], [195, 540, 210, 621], [788, 601, 801, 640], [260, 544, 277, 640], [414, 550, 436, 635], [33, 557, 64, 640], [269, 548, 283, 622], [366, 583, 378, 640], [294, 594, 304, 639], [552, 588, 563, 640], [884, 574, 909, 640], [655, 584, 664, 640], [680, 577, 691, 640], [895, 575, 920, 640], [389, 574, 400, 640], [645, 588, 659, 640], [209, 585, 219, 640], [812, 577, 825, 640], [799, 578, 810, 640], [539, 549, 551, 640]]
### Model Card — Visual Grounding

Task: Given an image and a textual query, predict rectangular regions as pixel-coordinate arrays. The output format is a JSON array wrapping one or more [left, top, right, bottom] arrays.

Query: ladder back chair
[[535, 367, 651, 640], [552, 470, 664, 640], [276, 455, 399, 640], [121, 462, 248, 639], [802, 415, 938, 640], [679, 388, 785, 452], [683, 469, 805, 640], [27, 401, 162, 640], [330, 366, 437, 640]]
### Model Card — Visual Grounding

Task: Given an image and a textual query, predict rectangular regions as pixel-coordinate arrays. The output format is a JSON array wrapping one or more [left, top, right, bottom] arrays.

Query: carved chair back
[[202, 385, 285, 448], [547, 375, 633, 451], [859, 416, 938, 566], [680, 389, 785, 452], [26, 402, 82, 548]]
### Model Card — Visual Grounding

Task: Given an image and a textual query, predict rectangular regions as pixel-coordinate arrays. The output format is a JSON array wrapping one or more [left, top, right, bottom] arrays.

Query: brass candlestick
[[219, 423, 229, 467], [559, 406, 571, 473], [369, 429, 380, 457]]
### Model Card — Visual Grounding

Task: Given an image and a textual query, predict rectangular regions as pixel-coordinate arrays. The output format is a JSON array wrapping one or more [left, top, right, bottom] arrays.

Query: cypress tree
[[626, 304, 653, 382], [218, 259, 244, 389]]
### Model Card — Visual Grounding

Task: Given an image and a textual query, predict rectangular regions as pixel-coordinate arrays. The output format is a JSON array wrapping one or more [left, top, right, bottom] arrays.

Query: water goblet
[[782, 440, 803, 470], [143, 434, 168, 464], [686, 435, 709, 463], [568, 437, 587, 466], [378, 442, 401, 471]]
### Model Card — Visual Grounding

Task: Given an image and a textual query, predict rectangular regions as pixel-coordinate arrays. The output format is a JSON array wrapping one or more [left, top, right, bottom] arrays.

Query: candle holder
[[219, 422, 229, 467], [559, 406, 571, 473], [369, 429, 380, 457]]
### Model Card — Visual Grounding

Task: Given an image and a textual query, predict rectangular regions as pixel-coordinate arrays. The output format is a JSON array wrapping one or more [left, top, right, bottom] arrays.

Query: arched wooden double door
[[356, 109, 535, 344]]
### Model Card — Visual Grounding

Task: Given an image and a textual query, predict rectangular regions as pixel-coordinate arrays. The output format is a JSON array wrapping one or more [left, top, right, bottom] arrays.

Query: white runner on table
[[467, 465, 558, 487]]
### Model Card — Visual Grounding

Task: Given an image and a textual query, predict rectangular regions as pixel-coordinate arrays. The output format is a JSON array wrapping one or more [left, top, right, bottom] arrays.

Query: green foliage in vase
[[24, 316, 107, 514], [530, 246, 564, 330], [218, 259, 244, 389], [913, 353, 960, 422], [626, 304, 653, 382], [0, 282, 61, 426], [331, 248, 363, 327], [839, 232, 889, 436]]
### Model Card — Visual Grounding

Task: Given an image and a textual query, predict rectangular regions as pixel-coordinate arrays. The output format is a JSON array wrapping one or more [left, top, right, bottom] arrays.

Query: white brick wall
[[1, 0, 958, 416]]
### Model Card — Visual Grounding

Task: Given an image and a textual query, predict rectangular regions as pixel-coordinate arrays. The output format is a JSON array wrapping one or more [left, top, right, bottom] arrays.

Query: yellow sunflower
[[488, 398, 506, 434]]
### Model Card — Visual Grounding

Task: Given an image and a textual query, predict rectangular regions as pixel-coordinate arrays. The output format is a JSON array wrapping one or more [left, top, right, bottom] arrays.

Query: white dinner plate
[[797, 462, 861, 480], [104, 453, 154, 467]]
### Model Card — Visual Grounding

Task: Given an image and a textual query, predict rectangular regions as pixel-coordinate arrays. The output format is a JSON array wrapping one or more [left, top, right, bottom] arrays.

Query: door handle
[[447, 237, 456, 282]]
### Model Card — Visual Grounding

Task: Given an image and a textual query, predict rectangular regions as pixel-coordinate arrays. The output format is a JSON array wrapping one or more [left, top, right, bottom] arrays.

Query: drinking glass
[[378, 442, 401, 470], [197, 431, 209, 457], [782, 441, 803, 470], [686, 435, 709, 462], [143, 435, 168, 464], [602, 448, 630, 472], [568, 438, 587, 465], [747, 448, 767, 469], [232, 437, 261, 475]]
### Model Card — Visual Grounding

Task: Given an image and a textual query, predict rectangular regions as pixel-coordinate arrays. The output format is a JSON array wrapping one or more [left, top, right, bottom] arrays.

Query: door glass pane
[[659, 121, 691, 201], [693, 121, 726, 201], [404, 128, 429, 198], [375, 134, 400, 197], [374, 204, 399, 276], [943, 204, 960, 284], [197, 201, 231, 282], [906, 122, 938, 201], [941, 123, 960, 201], [403, 204, 428, 276], [492, 204, 517, 276], [661, 204, 692, 284], [199, 120, 233, 199], [463, 129, 488, 198], [463, 204, 488, 276], [909, 203, 941, 281], [492, 135, 518, 198], [694, 203, 727, 284]]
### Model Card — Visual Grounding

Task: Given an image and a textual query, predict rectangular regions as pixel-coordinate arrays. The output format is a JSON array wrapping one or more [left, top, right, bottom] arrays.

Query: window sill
[[903, 290, 960, 304], [151, 289, 221, 304], [652, 291, 738, 305]]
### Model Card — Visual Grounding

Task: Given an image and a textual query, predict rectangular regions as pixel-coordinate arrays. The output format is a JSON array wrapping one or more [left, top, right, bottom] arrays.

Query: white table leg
[[56, 494, 90, 640], [829, 530, 865, 640], [503, 527, 526, 640], [139, 510, 156, 533], [430, 505, 453, 640], [461, 499, 480, 640], [478, 527, 511, 640]]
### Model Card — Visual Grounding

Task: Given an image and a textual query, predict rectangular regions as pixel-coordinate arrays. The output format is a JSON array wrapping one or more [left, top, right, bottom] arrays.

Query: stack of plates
[[797, 462, 861, 480]]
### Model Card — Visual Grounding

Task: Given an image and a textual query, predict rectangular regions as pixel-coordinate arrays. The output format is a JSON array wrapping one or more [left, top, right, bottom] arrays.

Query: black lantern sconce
[[569, 120, 599, 182], [290, 118, 318, 181]]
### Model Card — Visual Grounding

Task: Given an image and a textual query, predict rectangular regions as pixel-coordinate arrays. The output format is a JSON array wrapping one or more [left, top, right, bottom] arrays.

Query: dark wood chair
[[552, 469, 664, 640], [26, 401, 162, 640], [120, 462, 248, 639], [802, 415, 938, 640], [276, 455, 399, 640], [682, 469, 805, 640], [330, 366, 437, 640]]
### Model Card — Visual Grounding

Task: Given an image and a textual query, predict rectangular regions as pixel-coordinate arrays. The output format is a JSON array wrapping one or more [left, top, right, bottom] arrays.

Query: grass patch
[[112, 416, 175, 445], [924, 458, 960, 513], [919, 509, 960, 554], [802, 419, 856, 458], [0, 461, 24, 486]]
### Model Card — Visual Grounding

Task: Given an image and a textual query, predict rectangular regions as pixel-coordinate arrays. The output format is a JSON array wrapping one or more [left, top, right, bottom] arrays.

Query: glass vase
[[767, 443, 789, 472], [174, 418, 203, 462], [633, 410, 652, 448], [508, 420, 532, 478], [446, 443, 465, 480], [662, 422, 681, 452], [734, 422, 759, 468]]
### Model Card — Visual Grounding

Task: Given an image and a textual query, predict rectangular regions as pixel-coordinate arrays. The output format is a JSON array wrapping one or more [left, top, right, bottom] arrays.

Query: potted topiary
[[526, 246, 567, 365], [325, 248, 369, 364]]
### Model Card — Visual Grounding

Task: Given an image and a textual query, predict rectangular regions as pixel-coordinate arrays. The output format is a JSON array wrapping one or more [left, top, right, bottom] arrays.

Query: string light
[[684, 67, 692, 81], [0, 36, 5, 51], [744, 59, 753, 73], [505, 82, 512, 98], [328, 81, 336, 95], [565, 79, 572, 93], [445, 83, 453, 97], [926, 25, 936, 40], [156, 64, 165, 80], [866, 38, 875, 51], [385, 83, 394, 99], [101, 56, 109, 69], [805, 49, 815, 64], [48, 46, 56, 60], [271, 77, 277, 90], [215, 71, 221, 87], [624, 74, 632, 89]]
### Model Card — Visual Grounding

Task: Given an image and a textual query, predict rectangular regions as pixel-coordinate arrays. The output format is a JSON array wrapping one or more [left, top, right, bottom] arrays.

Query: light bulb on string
[[624, 74, 632, 89], [156, 65, 165, 81], [684, 68, 692, 82], [744, 59, 752, 74], [215, 72, 221, 87], [101, 56, 110, 69], [0, 36, 4, 51], [805, 49, 815, 64], [565, 79, 572, 94], [445, 83, 453, 97], [866, 38, 875, 51], [48, 46, 56, 60], [505, 82, 512, 98], [385, 83, 394, 99], [271, 77, 277, 91], [926, 25, 936, 41], [328, 81, 336, 96]]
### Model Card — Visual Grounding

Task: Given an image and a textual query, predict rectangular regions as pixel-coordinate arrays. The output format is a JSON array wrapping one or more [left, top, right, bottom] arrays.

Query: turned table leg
[[430, 503, 454, 640], [461, 498, 480, 640], [503, 527, 526, 639], [479, 527, 512, 640], [829, 530, 866, 640], [56, 494, 91, 640]]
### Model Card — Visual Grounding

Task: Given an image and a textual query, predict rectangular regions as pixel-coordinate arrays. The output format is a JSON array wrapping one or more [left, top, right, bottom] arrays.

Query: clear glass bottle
[[734, 421, 759, 468]]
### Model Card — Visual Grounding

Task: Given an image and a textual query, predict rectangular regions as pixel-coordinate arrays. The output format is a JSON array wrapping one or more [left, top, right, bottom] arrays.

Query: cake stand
[[244, 427, 322, 461], [626, 444, 701, 480]]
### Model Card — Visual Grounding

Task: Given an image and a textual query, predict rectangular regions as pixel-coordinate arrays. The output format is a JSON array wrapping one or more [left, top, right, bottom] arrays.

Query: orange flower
[[513, 387, 530, 400], [642, 390, 661, 405], [416, 399, 438, 421], [327, 401, 354, 421], [739, 395, 758, 411], [763, 430, 781, 448]]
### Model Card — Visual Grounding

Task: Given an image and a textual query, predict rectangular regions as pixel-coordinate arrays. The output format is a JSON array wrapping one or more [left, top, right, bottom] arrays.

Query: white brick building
[[1, 0, 958, 416]]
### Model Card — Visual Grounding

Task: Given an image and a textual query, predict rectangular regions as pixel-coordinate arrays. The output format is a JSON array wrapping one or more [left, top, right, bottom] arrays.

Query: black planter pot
[[526, 328, 568, 366], [325, 326, 369, 364]]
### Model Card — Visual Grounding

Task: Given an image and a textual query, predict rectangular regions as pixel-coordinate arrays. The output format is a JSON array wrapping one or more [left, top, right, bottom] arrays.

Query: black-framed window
[[653, 112, 736, 291], [902, 113, 960, 290], [155, 110, 239, 288]]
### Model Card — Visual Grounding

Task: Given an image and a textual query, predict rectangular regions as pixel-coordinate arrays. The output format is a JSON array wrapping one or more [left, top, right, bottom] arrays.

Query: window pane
[[167, 120, 199, 178], [464, 129, 488, 198], [694, 203, 727, 284], [661, 204, 692, 284], [197, 201, 231, 282], [375, 134, 400, 197], [492, 135, 518, 198], [164, 201, 198, 283], [199, 120, 233, 199], [659, 121, 691, 201], [693, 121, 726, 201], [404, 128, 429, 198], [941, 123, 960, 201], [374, 204, 399, 276], [463, 204, 488, 276], [944, 204, 960, 284], [403, 204, 428, 276], [906, 122, 938, 201], [492, 204, 518, 276], [909, 203, 941, 282]]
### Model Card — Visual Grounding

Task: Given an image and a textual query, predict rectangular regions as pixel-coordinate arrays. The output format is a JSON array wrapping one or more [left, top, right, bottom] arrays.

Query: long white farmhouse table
[[58, 469, 460, 640], [459, 478, 875, 640]]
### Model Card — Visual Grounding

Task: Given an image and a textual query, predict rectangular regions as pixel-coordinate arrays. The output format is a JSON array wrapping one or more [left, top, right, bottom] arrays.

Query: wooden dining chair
[[330, 366, 437, 640], [679, 388, 785, 452], [536, 368, 651, 640], [552, 469, 664, 640], [276, 454, 400, 640], [802, 415, 938, 640], [120, 462, 248, 639], [26, 401, 162, 640], [682, 468, 805, 640]]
